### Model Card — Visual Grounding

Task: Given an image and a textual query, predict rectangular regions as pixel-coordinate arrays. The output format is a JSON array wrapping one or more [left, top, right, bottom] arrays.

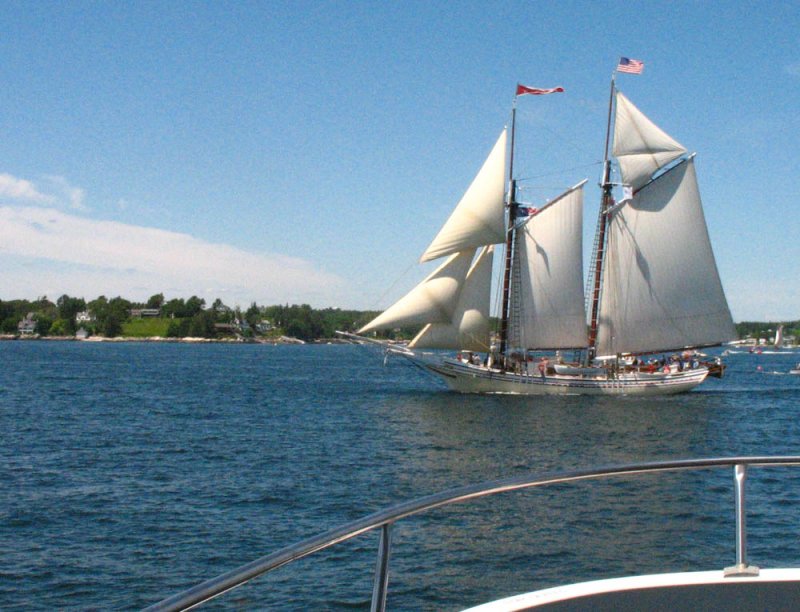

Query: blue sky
[[0, 1, 797, 321]]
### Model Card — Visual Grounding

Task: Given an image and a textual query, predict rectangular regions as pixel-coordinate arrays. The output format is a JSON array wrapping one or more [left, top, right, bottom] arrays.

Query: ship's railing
[[144, 456, 800, 611]]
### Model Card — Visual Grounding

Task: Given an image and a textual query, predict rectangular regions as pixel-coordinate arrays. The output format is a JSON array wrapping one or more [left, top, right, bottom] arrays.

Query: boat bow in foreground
[[145, 457, 800, 611]]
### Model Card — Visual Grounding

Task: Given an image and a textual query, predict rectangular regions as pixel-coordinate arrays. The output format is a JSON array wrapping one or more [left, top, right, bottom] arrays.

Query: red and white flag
[[515, 84, 564, 97]]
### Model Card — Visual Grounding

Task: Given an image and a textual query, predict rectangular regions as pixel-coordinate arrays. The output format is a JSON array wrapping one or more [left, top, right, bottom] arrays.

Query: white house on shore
[[17, 313, 36, 335], [76, 310, 95, 324]]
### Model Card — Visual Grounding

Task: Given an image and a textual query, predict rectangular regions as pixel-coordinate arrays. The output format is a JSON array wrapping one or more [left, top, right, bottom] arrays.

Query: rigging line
[[516, 105, 592, 159], [367, 261, 418, 313], [516, 160, 603, 183]]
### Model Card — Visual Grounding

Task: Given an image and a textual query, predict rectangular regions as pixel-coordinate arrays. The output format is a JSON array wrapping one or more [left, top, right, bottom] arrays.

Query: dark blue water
[[2, 341, 800, 610]]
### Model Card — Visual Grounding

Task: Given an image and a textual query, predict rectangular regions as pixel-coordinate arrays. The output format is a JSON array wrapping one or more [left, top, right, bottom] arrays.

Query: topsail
[[613, 92, 687, 191]]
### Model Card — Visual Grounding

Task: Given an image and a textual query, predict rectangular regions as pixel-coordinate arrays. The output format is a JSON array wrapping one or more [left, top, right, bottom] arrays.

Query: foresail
[[510, 182, 587, 349], [595, 158, 735, 356], [358, 250, 474, 334], [420, 130, 507, 263], [613, 91, 687, 191], [411, 246, 493, 351]]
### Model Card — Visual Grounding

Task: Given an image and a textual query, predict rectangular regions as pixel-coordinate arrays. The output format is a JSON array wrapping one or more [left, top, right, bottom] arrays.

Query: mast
[[498, 99, 518, 357], [587, 76, 616, 361]]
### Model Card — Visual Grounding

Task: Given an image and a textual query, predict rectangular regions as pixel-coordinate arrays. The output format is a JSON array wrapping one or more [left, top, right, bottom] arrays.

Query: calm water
[[2, 341, 800, 610]]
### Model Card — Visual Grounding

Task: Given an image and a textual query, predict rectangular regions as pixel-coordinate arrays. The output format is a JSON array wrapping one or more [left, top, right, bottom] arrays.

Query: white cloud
[[0, 206, 347, 306], [0, 173, 54, 203], [43, 175, 88, 211], [0, 172, 88, 211]]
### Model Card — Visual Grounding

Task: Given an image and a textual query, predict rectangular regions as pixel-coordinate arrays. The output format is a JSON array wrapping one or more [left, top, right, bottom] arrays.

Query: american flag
[[617, 57, 644, 74]]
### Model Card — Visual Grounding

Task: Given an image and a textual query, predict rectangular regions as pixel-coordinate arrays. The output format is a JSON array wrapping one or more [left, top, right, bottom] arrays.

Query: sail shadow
[[535, 241, 550, 275]]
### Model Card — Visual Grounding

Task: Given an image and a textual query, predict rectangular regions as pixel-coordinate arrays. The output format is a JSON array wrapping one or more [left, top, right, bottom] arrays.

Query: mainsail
[[420, 130, 508, 262], [595, 91, 735, 356], [509, 181, 587, 349]]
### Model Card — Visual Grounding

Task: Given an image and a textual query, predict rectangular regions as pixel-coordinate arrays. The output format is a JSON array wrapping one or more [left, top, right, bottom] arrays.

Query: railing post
[[724, 463, 759, 576], [371, 523, 392, 612]]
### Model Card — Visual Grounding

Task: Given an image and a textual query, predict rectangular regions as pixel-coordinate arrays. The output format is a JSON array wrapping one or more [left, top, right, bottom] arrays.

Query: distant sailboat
[[345, 75, 735, 395], [774, 325, 784, 349]]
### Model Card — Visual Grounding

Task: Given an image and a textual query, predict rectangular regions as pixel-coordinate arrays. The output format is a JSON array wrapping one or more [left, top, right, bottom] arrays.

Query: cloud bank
[[0, 205, 346, 307]]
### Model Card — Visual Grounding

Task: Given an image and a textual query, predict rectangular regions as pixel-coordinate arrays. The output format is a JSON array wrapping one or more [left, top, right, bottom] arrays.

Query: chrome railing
[[144, 456, 800, 611]]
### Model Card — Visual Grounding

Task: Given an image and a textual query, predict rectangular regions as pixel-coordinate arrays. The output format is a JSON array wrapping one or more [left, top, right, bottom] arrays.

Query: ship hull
[[397, 350, 709, 396]]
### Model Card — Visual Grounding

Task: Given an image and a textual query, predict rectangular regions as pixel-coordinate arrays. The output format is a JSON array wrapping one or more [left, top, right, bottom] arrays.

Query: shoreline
[[0, 334, 349, 345]]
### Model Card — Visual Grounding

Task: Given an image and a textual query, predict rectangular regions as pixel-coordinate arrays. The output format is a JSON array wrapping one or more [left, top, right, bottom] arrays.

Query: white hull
[[394, 349, 708, 396], [464, 569, 800, 611]]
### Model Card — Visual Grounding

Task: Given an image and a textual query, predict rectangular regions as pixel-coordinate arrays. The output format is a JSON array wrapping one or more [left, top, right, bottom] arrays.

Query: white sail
[[358, 250, 475, 334], [613, 92, 687, 191], [595, 157, 735, 356], [510, 182, 587, 349], [411, 246, 493, 351], [420, 130, 508, 263], [775, 325, 784, 348]]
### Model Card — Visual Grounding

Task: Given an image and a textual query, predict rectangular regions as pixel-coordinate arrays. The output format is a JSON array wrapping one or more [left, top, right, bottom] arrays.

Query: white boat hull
[[395, 350, 709, 395], [463, 568, 800, 611]]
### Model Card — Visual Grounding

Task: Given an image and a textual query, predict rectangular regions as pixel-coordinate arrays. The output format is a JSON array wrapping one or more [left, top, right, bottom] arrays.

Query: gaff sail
[[510, 181, 588, 350], [596, 157, 735, 356]]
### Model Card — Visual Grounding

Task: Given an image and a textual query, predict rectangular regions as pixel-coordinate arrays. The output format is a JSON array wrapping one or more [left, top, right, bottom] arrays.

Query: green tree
[[245, 302, 261, 328], [104, 314, 123, 338], [56, 294, 85, 334], [166, 318, 191, 338], [185, 296, 205, 317], [146, 293, 165, 309], [34, 315, 54, 335], [285, 318, 311, 340], [162, 298, 186, 318], [48, 318, 71, 336], [188, 310, 216, 338]]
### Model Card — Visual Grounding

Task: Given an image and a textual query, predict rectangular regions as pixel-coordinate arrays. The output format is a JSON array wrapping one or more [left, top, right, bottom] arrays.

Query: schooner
[[345, 74, 735, 395]]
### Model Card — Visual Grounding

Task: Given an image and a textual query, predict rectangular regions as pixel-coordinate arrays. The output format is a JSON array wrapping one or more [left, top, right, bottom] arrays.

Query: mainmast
[[587, 76, 616, 361], [497, 99, 518, 357]]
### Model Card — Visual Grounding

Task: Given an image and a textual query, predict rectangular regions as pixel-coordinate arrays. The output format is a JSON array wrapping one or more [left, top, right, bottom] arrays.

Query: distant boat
[[774, 325, 784, 348], [347, 76, 735, 395], [790, 364, 800, 375]]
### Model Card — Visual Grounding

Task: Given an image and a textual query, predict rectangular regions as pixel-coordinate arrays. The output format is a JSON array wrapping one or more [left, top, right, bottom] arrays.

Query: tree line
[[0, 294, 387, 342], [735, 321, 799, 344], [2, 293, 795, 343]]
